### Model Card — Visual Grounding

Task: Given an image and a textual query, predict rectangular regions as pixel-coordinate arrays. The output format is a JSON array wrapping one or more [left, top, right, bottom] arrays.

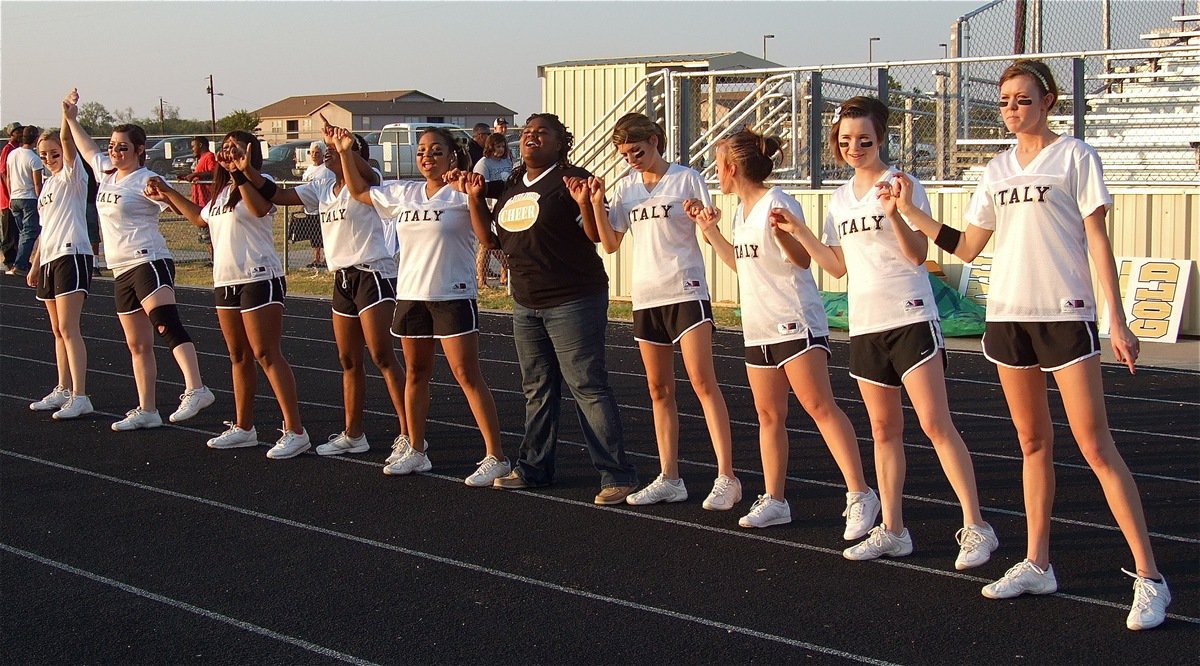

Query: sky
[[1, 0, 980, 130]]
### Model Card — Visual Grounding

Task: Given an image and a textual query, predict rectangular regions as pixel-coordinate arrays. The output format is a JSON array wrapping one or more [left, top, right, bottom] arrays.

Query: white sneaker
[[1124, 569, 1171, 630], [111, 407, 163, 431], [31, 385, 71, 411], [843, 525, 914, 561], [702, 475, 742, 511], [843, 488, 881, 540], [465, 455, 511, 487], [385, 434, 430, 464], [626, 474, 688, 505], [207, 422, 258, 449], [955, 523, 1000, 570], [169, 386, 215, 423], [981, 559, 1058, 599], [738, 494, 791, 528], [316, 431, 369, 456], [267, 429, 311, 459], [52, 394, 94, 420], [383, 447, 431, 476]]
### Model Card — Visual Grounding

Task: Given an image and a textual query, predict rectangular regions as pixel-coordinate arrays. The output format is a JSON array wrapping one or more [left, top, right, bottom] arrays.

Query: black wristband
[[256, 179, 278, 200], [934, 224, 962, 253], [232, 171, 249, 185]]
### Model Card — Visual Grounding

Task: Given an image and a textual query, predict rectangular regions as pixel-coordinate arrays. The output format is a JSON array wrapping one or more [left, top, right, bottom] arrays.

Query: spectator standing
[[492, 117, 509, 137], [294, 140, 331, 269], [182, 137, 217, 265], [6, 125, 45, 275], [0, 122, 22, 269], [472, 133, 512, 287], [468, 123, 490, 167]]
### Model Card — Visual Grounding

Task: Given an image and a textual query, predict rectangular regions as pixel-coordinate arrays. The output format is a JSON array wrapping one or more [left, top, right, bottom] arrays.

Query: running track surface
[[1, 276, 1197, 664]]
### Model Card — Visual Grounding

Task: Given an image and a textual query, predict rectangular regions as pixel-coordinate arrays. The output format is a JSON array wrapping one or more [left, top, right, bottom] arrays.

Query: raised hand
[[228, 141, 251, 172], [330, 127, 355, 153], [587, 177, 605, 205], [216, 146, 237, 172], [890, 172, 917, 215], [564, 176, 590, 206], [464, 172, 485, 198], [63, 88, 80, 121]]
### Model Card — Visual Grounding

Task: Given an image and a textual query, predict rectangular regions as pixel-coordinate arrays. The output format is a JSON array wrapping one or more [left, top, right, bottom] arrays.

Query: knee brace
[[148, 305, 192, 349]]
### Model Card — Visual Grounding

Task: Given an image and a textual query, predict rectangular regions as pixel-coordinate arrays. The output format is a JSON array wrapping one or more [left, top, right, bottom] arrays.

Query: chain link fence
[[955, 0, 1187, 57]]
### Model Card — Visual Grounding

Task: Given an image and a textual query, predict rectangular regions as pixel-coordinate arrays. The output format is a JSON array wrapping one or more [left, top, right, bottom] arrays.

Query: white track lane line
[[0, 543, 380, 665], [4, 321, 1198, 486], [0, 450, 904, 665], [5, 346, 1199, 541]]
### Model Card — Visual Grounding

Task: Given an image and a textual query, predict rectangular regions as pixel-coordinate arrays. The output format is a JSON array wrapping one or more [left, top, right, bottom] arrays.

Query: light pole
[[939, 42, 949, 59], [868, 36, 880, 63], [158, 98, 167, 135], [206, 74, 224, 134], [762, 34, 775, 62]]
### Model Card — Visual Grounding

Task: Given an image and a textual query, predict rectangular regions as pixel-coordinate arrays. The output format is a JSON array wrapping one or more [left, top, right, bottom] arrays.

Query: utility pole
[[159, 98, 166, 135], [207, 74, 217, 134]]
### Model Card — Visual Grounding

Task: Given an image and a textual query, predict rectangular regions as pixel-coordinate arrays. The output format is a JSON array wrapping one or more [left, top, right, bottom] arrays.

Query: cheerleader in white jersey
[[24, 105, 94, 420], [686, 128, 877, 532], [259, 119, 410, 461], [62, 89, 214, 431], [338, 126, 506, 483], [776, 97, 996, 569], [897, 60, 1169, 629], [585, 113, 739, 510], [144, 131, 308, 458]]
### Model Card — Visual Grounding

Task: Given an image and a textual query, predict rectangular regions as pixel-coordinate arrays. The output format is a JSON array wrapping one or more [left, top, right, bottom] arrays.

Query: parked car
[[145, 136, 194, 176], [261, 139, 313, 182]]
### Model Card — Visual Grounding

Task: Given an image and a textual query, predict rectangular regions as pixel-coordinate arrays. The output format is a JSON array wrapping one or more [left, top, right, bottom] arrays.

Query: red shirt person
[[182, 137, 216, 206]]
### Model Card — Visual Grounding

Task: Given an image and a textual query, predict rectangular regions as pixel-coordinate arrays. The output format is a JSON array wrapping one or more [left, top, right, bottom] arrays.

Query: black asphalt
[[1, 275, 1197, 664]]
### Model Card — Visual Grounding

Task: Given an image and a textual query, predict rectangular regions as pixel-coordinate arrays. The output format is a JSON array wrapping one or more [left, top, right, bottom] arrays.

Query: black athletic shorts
[[114, 258, 175, 314], [332, 266, 396, 318], [392, 299, 479, 338], [36, 254, 93, 301], [850, 320, 946, 388], [983, 320, 1101, 371], [745, 332, 831, 369], [634, 300, 714, 346], [214, 276, 287, 312]]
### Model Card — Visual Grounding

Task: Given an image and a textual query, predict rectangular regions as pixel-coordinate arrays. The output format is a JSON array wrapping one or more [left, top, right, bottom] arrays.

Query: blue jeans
[[10, 198, 40, 271], [511, 293, 637, 488]]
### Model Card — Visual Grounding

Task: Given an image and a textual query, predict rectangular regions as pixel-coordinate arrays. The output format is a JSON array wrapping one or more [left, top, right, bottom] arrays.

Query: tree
[[217, 109, 261, 133], [76, 102, 115, 135]]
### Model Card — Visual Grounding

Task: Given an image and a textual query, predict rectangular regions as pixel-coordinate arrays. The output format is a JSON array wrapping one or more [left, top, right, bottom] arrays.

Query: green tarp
[[821, 274, 987, 337]]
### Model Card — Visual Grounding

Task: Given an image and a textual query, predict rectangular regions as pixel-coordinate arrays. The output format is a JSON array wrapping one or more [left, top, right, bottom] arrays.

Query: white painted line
[[0, 542, 380, 665], [0, 450, 904, 664]]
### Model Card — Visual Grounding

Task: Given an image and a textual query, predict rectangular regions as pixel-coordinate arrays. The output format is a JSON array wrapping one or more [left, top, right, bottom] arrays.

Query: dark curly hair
[[420, 127, 470, 171], [506, 113, 574, 188]]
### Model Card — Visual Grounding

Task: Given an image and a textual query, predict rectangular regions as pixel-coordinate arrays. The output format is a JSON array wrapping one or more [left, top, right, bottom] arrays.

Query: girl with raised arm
[[25, 100, 95, 420], [893, 59, 1170, 629], [62, 89, 214, 430], [774, 96, 996, 568], [589, 112, 740, 510], [686, 127, 877, 532], [337, 126, 507, 483], [144, 131, 307, 455], [252, 119, 410, 461]]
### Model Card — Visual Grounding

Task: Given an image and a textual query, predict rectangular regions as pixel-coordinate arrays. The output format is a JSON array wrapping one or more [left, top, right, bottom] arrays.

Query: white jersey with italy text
[[92, 154, 171, 275], [200, 178, 285, 287], [294, 177, 396, 276], [733, 187, 828, 346], [609, 163, 713, 309], [369, 181, 477, 301], [37, 154, 92, 263], [824, 168, 937, 335], [964, 135, 1111, 322]]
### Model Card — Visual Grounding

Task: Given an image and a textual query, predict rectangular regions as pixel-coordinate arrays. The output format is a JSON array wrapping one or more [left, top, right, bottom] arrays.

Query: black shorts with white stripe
[[36, 254, 94, 302], [633, 300, 714, 346], [113, 258, 175, 314], [332, 266, 396, 318], [392, 299, 479, 339], [744, 332, 831, 369], [983, 320, 1101, 371], [849, 320, 946, 388], [214, 276, 287, 312]]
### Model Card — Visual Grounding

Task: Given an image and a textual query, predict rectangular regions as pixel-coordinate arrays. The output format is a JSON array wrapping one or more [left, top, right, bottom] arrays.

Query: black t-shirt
[[493, 164, 608, 309], [468, 141, 484, 168]]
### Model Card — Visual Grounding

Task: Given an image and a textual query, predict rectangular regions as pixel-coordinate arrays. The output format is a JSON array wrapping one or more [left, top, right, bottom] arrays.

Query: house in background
[[254, 89, 515, 143]]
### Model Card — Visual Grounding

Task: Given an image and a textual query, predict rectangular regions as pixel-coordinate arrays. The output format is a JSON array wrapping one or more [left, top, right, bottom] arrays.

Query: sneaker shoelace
[[863, 525, 889, 548], [748, 494, 772, 515], [997, 560, 1037, 586], [710, 477, 734, 498], [59, 395, 77, 410], [474, 456, 500, 473], [842, 494, 867, 520], [955, 526, 985, 551], [124, 408, 147, 420], [392, 435, 411, 454], [218, 421, 239, 436], [1123, 569, 1161, 611]]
